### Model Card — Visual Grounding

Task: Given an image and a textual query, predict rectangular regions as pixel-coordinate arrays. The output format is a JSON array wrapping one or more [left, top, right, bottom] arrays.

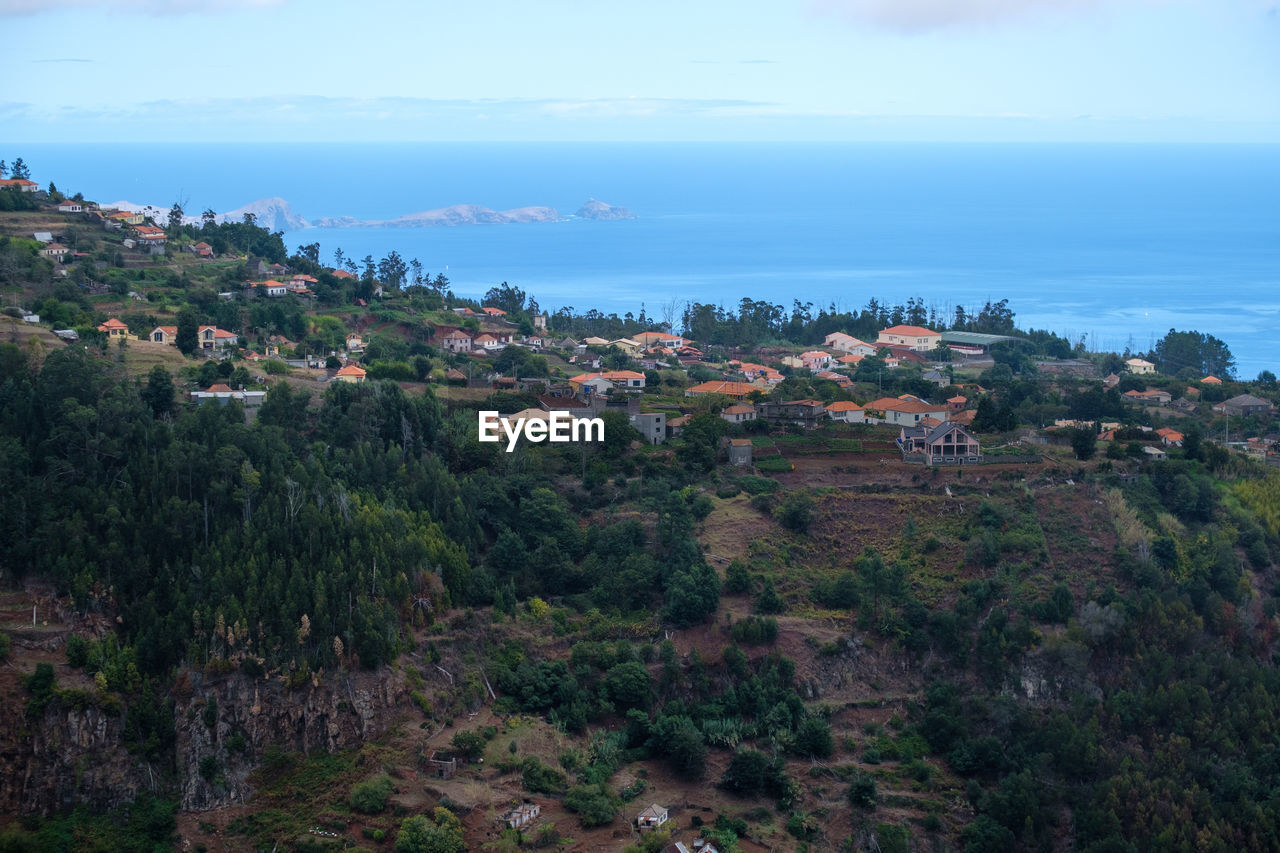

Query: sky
[[2, 0, 1279, 142]]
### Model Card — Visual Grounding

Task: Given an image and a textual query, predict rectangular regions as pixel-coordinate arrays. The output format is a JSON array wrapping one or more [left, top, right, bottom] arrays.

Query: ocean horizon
[[18, 142, 1280, 376]]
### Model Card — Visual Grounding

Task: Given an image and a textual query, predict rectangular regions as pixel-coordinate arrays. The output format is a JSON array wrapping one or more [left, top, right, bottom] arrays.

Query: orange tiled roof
[[826, 401, 863, 412], [336, 364, 366, 377], [687, 381, 757, 397], [879, 325, 939, 337]]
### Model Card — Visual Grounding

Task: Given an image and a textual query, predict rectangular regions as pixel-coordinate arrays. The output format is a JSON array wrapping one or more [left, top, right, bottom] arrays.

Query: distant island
[[104, 197, 638, 232]]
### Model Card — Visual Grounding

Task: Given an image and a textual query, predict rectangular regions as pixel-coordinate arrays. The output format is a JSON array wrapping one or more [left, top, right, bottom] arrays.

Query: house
[[502, 803, 541, 830], [149, 325, 178, 345], [1123, 389, 1172, 406], [758, 399, 826, 428], [721, 403, 758, 425], [1125, 358, 1156, 375], [331, 268, 356, 280], [107, 210, 145, 225], [345, 333, 364, 353], [825, 400, 866, 423], [1155, 427, 1185, 447], [96, 318, 129, 338], [197, 326, 238, 350], [1142, 445, 1168, 461], [733, 361, 783, 384], [190, 383, 267, 408], [630, 412, 667, 445], [334, 364, 367, 383], [39, 242, 69, 259], [685, 381, 756, 400], [800, 350, 832, 371], [666, 415, 689, 438], [33, 231, 53, 244], [0, 178, 38, 192], [824, 332, 876, 356], [867, 396, 950, 426], [922, 369, 949, 387], [899, 421, 982, 465], [947, 395, 967, 412], [1202, 375, 1223, 385], [472, 333, 504, 352], [876, 324, 941, 352], [57, 201, 83, 213], [1103, 373, 1121, 389], [601, 370, 645, 391], [245, 280, 288, 298], [532, 313, 547, 330], [440, 329, 473, 354], [1214, 394, 1277, 417], [582, 336, 610, 348], [634, 331, 686, 348], [481, 306, 507, 317], [725, 438, 753, 467], [814, 370, 853, 388], [188, 241, 214, 257], [608, 338, 643, 356], [568, 373, 615, 396], [637, 804, 670, 832], [836, 354, 864, 367], [554, 336, 579, 350]]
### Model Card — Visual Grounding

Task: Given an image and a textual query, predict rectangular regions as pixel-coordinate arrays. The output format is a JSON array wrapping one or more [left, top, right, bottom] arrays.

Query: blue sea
[[20, 142, 1280, 376]]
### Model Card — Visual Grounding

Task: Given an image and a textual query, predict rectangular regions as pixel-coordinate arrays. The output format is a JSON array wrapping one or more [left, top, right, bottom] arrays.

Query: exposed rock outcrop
[[574, 198, 635, 220]]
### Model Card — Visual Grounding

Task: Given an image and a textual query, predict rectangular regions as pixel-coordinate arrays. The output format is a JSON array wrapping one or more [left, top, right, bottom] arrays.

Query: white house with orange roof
[[334, 364, 367, 383], [876, 325, 941, 352], [867, 396, 950, 426], [721, 403, 757, 425], [825, 400, 867, 423]]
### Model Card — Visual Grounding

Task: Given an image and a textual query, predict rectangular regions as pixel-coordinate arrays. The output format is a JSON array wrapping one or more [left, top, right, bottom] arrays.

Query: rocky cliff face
[[174, 669, 406, 811], [0, 667, 406, 816], [0, 702, 154, 817]]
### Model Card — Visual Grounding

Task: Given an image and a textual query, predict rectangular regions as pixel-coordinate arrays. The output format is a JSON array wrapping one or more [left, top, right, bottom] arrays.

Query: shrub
[[350, 774, 395, 814], [564, 783, 619, 827], [522, 757, 568, 795], [724, 559, 752, 594], [450, 730, 486, 760], [848, 772, 877, 809]]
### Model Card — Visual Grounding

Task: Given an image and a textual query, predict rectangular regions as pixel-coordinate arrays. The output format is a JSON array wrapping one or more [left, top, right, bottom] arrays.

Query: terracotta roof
[[1201, 375, 1222, 384], [602, 370, 645, 380], [335, 364, 367, 377], [204, 383, 234, 393], [481, 306, 507, 315], [947, 395, 967, 404], [686, 381, 757, 397], [723, 404, 756, 414], [729, 438, 753, 447], [826, 401, 863, 412], [331, 269, 356, 279], [800, 350, 830, 359], [97, 318, 128, 330], [879, 324, 939, 337], [868, 396, 947, 414], [153, 325, 177, 336], [0, 179, 37, 188]]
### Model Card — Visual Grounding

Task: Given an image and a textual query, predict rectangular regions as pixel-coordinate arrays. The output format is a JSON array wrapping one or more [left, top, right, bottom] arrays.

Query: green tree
[[141, 365, 175, 418], [176, 308, 199, 356], [599, 409, 639, 457], [776, 491, 814, 533], [1071, 427, 1097, 460], [10, 157, 29, 180], [1152, 328, 1235, 378], [484, 281, 527, 314], [604, 660, 651, 710], [563, 783, 619, 827], [167, 202, 184, 235], [395, 808, 466, 853], [349, 774, 394, 814]]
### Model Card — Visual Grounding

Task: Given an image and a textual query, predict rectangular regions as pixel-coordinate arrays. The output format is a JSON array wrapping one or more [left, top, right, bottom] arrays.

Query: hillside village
[[3, 170, 1277, 472], [4, 168, 1280, 853]]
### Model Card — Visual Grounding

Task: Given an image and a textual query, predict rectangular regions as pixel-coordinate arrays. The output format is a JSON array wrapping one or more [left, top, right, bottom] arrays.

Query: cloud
[[0, 0, 285, 16], [810, 0, 1172, 32]]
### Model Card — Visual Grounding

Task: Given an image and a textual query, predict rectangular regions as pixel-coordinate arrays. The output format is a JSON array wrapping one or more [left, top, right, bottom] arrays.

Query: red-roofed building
[[331, 268, 356, 279], [876, 325, 941, 352], [198, 325, 238, 350], [0, 178, 38, 193], [867, 396, 950, 426], [335, 364, 367, 383], [721, 403, 757, 425], [149, 325, 178, 345], [686, 381, 756, 400], [825, 400, 866, 423], [96, 318, 129, 338]]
